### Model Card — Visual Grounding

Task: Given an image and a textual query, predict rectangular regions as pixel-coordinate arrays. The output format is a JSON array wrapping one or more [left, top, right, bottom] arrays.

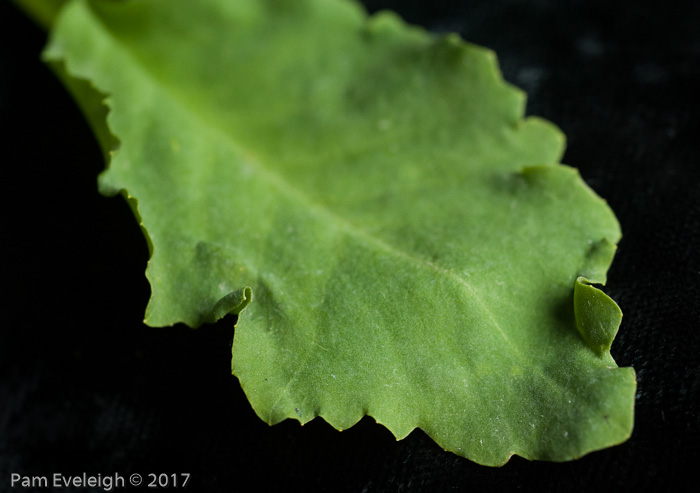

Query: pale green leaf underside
[[44, 0, 635, 465]]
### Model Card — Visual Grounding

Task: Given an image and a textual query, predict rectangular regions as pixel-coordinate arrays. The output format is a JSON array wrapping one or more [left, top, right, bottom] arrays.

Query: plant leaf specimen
[[42, 0, 635, 465]]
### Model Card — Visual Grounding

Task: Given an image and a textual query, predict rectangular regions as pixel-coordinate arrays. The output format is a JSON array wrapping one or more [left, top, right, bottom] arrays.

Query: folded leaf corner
[[205, 286, 253, 325], [573, 277, 621, 355]]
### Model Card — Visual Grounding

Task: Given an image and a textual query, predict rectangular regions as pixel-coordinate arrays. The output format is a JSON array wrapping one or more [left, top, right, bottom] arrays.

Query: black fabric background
[[1, 0, 698, 491]]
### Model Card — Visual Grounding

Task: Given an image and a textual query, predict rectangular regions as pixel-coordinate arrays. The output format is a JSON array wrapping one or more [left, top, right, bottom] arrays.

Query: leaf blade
[[45, 0, 635, 465]]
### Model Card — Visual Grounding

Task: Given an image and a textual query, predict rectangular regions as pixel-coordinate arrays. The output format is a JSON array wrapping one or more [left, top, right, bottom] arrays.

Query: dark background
[[1, 0, 698, 491]]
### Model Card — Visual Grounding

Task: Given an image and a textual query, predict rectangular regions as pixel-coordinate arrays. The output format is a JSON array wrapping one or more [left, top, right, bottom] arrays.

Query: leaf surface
[[44, 0, 635, 465]]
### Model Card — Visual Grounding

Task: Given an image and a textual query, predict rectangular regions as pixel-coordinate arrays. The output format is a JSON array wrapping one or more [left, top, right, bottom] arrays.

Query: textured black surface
[[2, 0, 699, 491]]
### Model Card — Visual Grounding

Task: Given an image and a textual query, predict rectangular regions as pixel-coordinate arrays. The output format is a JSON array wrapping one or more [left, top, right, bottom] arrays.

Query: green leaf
[[11, 0, 68, 30], [44, 0, 635, 465]]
